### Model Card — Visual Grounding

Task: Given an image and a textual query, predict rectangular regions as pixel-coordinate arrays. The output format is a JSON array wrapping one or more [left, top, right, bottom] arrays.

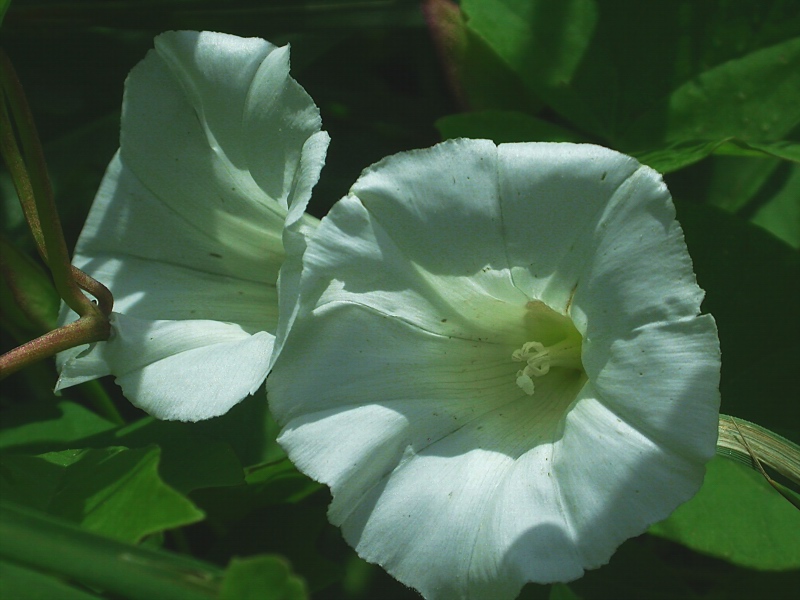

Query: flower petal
[[58, 313, 273, 421], [271, 303, 587, 598], [569, 165, 704, 339], [586, 314, 721, 463], [496, 143, 641, 311], [272, 130, 331, 366], [297, 188, 528, 344], [69, 154, 280, 331], [551, 384, 708, 569], [123, 32, 320, 223], [57, 31, 328, 420], [270, 302, 520, 427], [269, 140, 720, 598]]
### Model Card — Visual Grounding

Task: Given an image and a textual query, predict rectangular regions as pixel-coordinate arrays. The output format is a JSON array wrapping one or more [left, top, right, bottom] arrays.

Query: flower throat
[[511, 300, 584, 396]]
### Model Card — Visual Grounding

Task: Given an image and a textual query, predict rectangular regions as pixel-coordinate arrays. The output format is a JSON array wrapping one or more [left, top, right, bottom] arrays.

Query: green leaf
[[650, 456, 800, 570], [462, 0, 604, 134], [570, 533, 800, 599], [0, 558, 104, 600], [549, 583, 582, 600], [18, 399, 270, 496], [634, 140, 730, 173], [627, 138, 800, 175], [437, 110, 586, 144], [0, 400, 117, 453], [0, 501, 222, 600], [674, 200, 799, 433], [670, 142, 799, 246], [0, 0, 10, 28], [206, 495, 343, 593], [705, 155, 783, 212], [191, 459, 321, 525], [96, 418, 246, 494], [0, 446, 204, 543], [219, 555, 307, 600], [0, 236, 60, 340], [462, 0, 800, 147], [751, 163, 800, 248], [624, 37, 800, 147], [716, 139, 800, 163], [424, 0, 539, 112]]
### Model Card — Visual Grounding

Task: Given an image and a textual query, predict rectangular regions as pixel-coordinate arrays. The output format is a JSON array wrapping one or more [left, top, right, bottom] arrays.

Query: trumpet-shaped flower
[[267, 140, 721, 599], [56, 31, 329, 421]]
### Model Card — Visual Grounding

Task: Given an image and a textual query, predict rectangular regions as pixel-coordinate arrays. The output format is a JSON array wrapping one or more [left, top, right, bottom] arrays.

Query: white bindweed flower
[[267, 140, 721, 599], [56, 31, 329, 421]]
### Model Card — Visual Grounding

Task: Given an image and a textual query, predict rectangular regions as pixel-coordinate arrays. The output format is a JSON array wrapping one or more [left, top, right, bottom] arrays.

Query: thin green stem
[[0, 48, 112, 317], [0, 71, 46, 258], [0, 501, 222, 600]]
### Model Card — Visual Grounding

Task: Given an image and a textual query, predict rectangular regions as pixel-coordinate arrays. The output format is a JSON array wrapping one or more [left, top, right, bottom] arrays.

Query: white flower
[[267, 140, 721, 599], [56, 31, 329, 421]]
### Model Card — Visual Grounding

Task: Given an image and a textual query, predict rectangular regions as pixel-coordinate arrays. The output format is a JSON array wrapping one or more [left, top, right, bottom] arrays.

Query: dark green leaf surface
[[191, 459, 321, 525], [624, 37, 800, 147], [0, 501, 222, 600], [0, 558, 104, 600], [570, 533, 800, 599], [675, 200, 799, 433], [0, 446, 203, 542], [0, 237, 59, 340], [462, 0, 800, 148], [751, 163, 800, 247], [650, 457, 800, 570], [424, 0, 539, 112], [220, 555, 307, 600], [437, 110, 587, 144], [0, 400, 117, 452]]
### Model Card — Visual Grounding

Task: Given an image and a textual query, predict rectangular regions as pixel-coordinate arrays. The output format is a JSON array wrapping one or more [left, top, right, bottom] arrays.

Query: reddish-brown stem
[[0, 313, 111, 380]]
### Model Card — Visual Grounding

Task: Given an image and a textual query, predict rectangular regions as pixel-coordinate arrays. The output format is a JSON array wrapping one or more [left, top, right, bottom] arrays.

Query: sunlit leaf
[[634, 140, 729, 173], [624, 37, 800, 147], [716, 139, 800, 163], [0, 446, 203, 542], [462, 0, 800, 148], [220, 555, 307, 600]]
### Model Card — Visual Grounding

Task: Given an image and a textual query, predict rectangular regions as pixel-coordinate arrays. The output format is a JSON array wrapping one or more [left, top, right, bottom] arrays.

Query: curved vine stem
[[0, 47, 113, 380]]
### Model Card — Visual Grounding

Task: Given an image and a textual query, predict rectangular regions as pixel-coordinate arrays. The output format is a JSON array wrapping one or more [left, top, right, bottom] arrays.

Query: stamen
[[512, 338, 582, 396]]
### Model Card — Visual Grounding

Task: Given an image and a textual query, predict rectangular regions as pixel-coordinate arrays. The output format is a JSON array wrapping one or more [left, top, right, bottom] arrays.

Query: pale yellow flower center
[[511, 338, 583, 395], [511, 299, 584, 396]]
